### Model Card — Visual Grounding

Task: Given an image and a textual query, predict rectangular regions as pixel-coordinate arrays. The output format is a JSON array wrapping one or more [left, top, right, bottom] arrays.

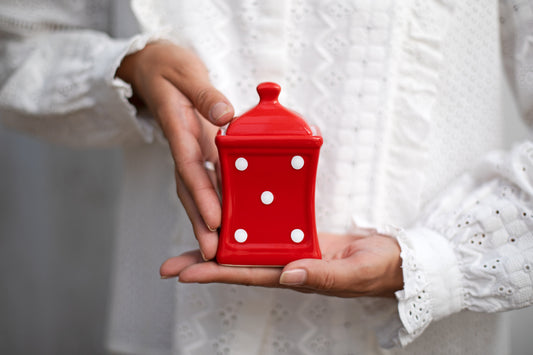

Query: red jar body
[[215, 83, 323, 266]]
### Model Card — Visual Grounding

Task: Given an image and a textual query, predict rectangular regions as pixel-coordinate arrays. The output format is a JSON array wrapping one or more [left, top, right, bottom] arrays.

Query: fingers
[[161, 233, 402, 298], [152, 81, 222, 238], [160, 249, 283, 286], [160, 250, 203, 278], [149, 67, 225, 239], [120, 41, 231, 258], [173, 143, 221, 230], [175, 173, 219, 260], [200, 119, 222, 197], [178, 263, 283, 287], [163, 254, 361, 297]]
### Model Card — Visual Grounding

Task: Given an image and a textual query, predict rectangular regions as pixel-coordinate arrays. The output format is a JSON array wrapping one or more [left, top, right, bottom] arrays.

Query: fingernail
[[279, 269, 307, 286], [200, 250, 209, 262], [210, 102, 231, 122], [206, 224, 218, 232], [161, 275, 169, 279]]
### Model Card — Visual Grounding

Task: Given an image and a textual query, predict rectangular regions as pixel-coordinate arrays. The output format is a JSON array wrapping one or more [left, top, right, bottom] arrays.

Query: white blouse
[[1, 0, 533, 354]]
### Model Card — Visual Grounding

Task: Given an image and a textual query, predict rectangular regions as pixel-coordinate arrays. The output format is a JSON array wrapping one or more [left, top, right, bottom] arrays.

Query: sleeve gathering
[[389, 141, 533, 346], [0, 23, 169, 146]]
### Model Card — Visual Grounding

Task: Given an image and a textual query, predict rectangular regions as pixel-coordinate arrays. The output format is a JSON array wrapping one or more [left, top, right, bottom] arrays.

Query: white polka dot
[[234, 229, 248, 243], [235, 157, 248, 171], [291, 156, 304, 170], [261, 191, 274, 205], [291, 229, 304, 243]]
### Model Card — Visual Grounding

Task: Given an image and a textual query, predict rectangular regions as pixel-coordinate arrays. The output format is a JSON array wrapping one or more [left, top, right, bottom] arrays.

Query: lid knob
[[257, 82, 281, 103]]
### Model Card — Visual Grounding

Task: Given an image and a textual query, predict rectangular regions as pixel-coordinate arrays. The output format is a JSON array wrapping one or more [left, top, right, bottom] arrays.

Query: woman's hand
[[117, 41, 233, 260], [160, 232, 404, 298]]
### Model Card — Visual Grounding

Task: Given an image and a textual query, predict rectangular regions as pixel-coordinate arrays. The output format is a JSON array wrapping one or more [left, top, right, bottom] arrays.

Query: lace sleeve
[[383, 141, 533, 346], [0, 3, 166, 146]]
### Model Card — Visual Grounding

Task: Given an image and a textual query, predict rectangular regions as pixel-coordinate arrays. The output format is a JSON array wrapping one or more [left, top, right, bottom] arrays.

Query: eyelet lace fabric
[[1, 0, 533, 354], [392, 142, 533, 346]]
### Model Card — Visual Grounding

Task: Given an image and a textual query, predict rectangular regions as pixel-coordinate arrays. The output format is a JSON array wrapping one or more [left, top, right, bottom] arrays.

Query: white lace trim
[[390, 225, 463, 346], [386, 141, 533, 347]]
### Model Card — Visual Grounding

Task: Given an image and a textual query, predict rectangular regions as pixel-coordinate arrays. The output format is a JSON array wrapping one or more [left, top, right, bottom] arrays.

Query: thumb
[[279, 259, 354, 292], [181, 82, 234, 126], [167, 49, 234, 125]]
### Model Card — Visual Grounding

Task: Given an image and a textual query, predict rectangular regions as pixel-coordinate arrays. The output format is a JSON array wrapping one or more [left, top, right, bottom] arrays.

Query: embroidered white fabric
[[1, 0, 533, 354]]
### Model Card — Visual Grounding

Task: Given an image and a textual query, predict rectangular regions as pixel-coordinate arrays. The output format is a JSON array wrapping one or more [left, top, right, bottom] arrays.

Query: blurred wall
[[0, 127, 120, 355], [0, 2, 134, 354]]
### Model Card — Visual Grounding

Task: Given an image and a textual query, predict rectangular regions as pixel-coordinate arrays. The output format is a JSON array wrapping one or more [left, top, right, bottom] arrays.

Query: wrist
[[116, 50, 139, 85], [384, 234, 404, 295], [115, 50, 145, 108]]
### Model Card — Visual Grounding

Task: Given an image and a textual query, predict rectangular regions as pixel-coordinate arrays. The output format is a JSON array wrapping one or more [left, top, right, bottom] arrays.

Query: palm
[[160, 232, 403, 298]]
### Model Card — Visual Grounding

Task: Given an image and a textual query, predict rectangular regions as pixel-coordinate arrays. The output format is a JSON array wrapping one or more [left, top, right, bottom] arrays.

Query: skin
[[116, 41, 404, 298], [117, 41, 231, 260], [161, 232, 404, 298]]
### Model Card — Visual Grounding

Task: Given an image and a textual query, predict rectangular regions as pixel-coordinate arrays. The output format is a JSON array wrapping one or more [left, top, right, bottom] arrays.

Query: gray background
[[0, 3, 532, 353], [0, 126, 119, 355]]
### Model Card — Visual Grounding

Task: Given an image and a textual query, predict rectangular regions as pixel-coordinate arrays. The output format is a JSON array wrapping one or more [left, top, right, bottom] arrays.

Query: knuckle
[[317, 268, 336, 291], [174, 153, 199, 175], [154, 104, 174, 125], [240, 269, 257, 287], [174, 160, 189, 179], [193, 87, 212, 111], [356, 264, 378, 292]]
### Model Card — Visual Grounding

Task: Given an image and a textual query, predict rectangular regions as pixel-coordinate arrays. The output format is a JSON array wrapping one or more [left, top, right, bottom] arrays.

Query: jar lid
[[225, 82, 314, 136]]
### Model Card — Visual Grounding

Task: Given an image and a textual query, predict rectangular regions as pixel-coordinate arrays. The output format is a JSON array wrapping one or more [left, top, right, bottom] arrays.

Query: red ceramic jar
[[215, 82, 323, 266]]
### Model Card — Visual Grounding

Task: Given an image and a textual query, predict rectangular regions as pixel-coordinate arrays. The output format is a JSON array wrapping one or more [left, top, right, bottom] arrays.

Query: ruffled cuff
[[0, 28, 173, 146], [391, 226, 464, 346], [92, 30, 172, 145]]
